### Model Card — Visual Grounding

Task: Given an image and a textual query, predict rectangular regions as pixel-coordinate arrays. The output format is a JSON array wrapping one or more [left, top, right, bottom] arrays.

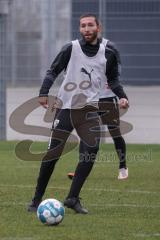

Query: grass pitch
[[0, 141, 160, 240]]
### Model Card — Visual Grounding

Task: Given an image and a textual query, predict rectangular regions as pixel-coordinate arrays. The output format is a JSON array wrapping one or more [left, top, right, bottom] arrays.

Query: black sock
[[34, 158, 58, 200], [67, 161, 94, 198], [113, 136, 126, 169]]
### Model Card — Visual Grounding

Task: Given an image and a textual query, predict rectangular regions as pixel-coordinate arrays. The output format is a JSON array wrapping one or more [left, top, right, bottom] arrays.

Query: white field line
[[0, 184, 160, 195], [0, 201, 160, 209], [134, 233, 160, 238], [89, 203, 160, 209], [0, 238, 34, 240]]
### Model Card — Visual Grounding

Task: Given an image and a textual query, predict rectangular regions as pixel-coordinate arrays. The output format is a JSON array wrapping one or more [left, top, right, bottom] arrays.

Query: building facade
[[72, 0, 160, 85]]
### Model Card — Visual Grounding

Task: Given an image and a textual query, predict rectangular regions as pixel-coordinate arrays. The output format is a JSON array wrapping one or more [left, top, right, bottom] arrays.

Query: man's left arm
[[105, 48, 129, 108]]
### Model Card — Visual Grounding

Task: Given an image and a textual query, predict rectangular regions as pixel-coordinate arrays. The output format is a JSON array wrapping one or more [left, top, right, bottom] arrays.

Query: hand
[[119, 98, 129, 109], [51, 97, 63, 112], [38, 96, 49, 109]]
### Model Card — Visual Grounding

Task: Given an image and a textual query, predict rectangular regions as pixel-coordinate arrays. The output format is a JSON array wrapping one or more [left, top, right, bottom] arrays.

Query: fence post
[[0, 0, 10, 140]]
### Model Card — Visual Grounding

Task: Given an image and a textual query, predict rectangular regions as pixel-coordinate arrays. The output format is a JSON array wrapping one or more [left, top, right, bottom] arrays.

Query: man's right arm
[[39, 43, 72, 97]]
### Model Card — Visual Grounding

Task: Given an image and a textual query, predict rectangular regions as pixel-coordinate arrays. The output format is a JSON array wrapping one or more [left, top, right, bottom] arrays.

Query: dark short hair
[[79, 13, 100, 26]]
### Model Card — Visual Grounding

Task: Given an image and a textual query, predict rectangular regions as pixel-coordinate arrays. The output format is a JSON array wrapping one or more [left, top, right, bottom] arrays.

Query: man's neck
[[81, 38, 99, 45], [90, 38, 98, 45]]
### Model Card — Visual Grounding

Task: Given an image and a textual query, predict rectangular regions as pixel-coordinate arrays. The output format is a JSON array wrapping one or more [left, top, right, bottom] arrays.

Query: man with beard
[[68, 37, 129, 181], [28, 14, 129, 214]]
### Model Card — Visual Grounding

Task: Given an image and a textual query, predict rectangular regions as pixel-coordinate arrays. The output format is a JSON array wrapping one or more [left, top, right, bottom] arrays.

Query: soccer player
[[68, 38, 128, 181], [28, 13, 129, 214]]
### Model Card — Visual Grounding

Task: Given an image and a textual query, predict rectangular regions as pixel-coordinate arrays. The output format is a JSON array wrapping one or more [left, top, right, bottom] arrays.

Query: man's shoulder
[[101, 38, 117, 50], [107, 41, 119, 55], [61, 40, 82, 54], [60, 41, 72, 52], [102, 38, 120, 62]]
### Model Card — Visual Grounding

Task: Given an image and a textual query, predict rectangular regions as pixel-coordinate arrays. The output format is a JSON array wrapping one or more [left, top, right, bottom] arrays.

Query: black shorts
[[98, 97, 120, 126], [51, 106, 100, 148]]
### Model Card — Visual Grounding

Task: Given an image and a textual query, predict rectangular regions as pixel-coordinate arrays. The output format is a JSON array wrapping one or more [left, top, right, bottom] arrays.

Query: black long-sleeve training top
[[39, 38, 128, 99]]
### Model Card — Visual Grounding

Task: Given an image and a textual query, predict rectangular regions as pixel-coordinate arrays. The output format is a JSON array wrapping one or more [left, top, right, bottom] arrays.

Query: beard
[[82, 31, 98, 44]]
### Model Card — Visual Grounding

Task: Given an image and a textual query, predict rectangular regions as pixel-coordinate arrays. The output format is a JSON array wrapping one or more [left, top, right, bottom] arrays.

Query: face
[[79, 17, 100, 44]]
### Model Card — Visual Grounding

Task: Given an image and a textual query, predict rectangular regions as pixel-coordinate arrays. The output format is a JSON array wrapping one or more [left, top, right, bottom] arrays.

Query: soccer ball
[[37, 198, 65, 226]]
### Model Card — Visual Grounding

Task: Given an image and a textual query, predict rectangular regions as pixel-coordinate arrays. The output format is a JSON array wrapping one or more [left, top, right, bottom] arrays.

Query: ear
[[97, 23, 102, 38], [98, 22, 102, 33]]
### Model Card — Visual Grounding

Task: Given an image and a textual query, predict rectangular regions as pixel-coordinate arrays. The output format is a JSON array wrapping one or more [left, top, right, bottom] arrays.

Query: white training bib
[[57, 40, 107, 109]]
